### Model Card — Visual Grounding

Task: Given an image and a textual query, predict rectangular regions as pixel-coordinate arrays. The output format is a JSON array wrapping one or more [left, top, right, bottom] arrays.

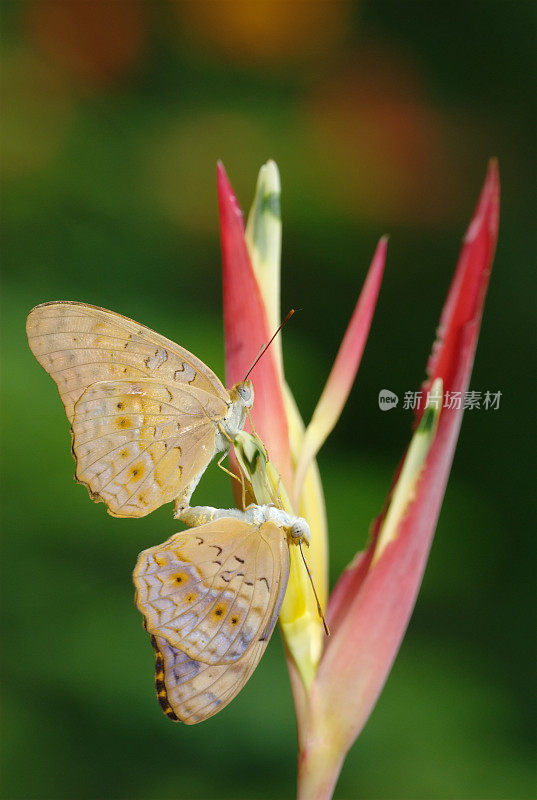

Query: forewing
[[72, 378, 228, 517], [134, 519, 289, 666], [150, 634, 268, 724], [26, 301, 228, 422]]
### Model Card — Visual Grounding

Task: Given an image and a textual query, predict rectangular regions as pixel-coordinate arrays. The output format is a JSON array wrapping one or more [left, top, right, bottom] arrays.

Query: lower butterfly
[[133, 504, 310, 723], [26, 302, 254, 517]]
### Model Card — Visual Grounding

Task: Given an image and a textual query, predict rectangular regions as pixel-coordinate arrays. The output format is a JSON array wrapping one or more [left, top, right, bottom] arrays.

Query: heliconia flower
[[218, 158, 500, 800]]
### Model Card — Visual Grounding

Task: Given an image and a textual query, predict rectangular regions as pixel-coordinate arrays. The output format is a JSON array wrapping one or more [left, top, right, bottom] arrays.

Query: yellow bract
[[234, 430, 327, 689]]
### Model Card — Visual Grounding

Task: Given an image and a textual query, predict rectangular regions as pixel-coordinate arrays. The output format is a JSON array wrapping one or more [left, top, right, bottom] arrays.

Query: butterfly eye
[[289, 518, 311, 545], [237, 381, 254, 406]]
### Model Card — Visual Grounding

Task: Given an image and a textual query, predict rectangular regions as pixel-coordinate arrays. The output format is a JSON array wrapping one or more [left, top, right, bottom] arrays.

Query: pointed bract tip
[[259, 160, 281, 193], [487, 156, 499, 179], [217, 162, 244, 225], [483, 157, 500, 203], [216, 160, 229, 184], [375, 236, 389, 260], [463, 159, 500, 246]]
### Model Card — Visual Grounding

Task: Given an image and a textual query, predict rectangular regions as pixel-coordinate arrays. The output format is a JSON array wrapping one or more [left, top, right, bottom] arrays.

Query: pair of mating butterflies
[[27, 301, 308, 724]]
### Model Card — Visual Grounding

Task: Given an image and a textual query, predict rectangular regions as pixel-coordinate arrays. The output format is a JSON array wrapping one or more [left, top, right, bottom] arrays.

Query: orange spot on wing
[[211, 604, 227, 619], [171, 571, 189, 585], [128, 462, 145, 481]]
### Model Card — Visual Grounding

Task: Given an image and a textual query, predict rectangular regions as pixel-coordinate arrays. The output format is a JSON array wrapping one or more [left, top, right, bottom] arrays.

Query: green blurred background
[[1, 2, 535, 798]]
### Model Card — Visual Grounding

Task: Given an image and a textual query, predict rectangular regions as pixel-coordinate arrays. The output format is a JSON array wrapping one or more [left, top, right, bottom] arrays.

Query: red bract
[[218, 162, 293, 488]]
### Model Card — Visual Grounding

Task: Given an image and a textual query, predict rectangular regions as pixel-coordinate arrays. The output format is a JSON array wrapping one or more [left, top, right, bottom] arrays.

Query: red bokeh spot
[[303, 40, 464, 226], [27, 0, 147, 88]]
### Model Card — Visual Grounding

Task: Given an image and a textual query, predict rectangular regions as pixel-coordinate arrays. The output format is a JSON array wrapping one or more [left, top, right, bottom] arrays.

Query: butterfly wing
[[149, 633, 269, 724], [26, 301, 228, 422], [147, 535, 290, 724], [27, 301, 233, 516], [71, 378, 228, 517], [134, 518, 290, 666]]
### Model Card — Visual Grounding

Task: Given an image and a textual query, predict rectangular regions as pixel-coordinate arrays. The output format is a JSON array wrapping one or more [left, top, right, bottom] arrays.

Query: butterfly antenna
[[299, 542, 330, 637], [243, 309, 295, 381]]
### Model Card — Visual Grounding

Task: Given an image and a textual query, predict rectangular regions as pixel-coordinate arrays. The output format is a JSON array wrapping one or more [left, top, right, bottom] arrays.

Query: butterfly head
[[233, 379, 254, 409], [288, 517, 311, 546], [222, 381, 254, 442]]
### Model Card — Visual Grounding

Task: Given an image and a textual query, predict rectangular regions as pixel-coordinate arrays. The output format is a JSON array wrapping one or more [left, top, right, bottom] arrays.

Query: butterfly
[[26, 301, 254, 518], [133, 504, 310, 723]]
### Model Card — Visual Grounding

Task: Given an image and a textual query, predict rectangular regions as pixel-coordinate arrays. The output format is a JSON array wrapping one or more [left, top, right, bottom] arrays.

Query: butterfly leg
[[216, 452, 242, 484], [245, 407, 260, 440]]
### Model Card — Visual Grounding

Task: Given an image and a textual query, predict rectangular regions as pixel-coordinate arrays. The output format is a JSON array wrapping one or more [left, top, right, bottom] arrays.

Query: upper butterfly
[[26, 301, 254, 518]]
